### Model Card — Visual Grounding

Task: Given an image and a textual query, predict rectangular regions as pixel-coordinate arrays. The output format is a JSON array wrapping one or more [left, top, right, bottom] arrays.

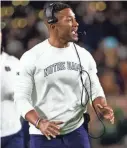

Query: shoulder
[[9, 55, 19, 63], [20, 39, 49, 64], [72, 43, 97, 70], [72, 43, 94, 60], [1, 52, 19, 67], [29, 39, 49, 54]]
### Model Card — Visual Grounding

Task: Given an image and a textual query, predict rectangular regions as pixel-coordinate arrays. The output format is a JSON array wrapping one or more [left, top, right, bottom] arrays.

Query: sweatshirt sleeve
[[14, 51, 35, 119], [84, 53, 105, 103]]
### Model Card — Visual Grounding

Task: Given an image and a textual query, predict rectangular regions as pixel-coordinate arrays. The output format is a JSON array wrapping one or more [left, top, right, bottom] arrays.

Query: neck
[[48, 35, 69, 48]]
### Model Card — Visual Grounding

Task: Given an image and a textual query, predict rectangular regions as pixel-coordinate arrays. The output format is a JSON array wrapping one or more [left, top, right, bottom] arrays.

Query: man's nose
[[73, 20, 79, 27]]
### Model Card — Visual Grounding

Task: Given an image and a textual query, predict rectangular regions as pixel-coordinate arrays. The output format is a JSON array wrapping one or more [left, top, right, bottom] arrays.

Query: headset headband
[[45, 3, 58, 24]]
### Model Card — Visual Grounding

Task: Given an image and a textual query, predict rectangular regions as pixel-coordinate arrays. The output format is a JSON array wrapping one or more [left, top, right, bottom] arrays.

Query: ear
[[50, 24, 55, 29]]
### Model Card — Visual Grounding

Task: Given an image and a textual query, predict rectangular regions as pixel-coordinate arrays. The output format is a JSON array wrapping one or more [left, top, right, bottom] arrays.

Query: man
[[14, 2, 114, 148], [0, 32, 24, 147]]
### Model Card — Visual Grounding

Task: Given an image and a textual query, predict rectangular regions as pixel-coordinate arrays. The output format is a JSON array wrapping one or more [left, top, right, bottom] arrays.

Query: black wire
[[73, 43, 106, 139]]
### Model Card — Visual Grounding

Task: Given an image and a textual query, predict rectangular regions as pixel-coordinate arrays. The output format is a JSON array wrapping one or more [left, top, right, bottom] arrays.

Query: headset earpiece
[[45, 3, 58, 24]]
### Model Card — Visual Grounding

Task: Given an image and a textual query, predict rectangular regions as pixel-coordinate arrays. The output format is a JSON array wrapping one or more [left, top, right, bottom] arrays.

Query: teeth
[[72, 31, 76, 34]]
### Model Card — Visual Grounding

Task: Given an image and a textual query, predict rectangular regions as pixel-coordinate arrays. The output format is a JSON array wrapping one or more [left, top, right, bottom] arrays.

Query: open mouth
[[71, 30, 78, 37]]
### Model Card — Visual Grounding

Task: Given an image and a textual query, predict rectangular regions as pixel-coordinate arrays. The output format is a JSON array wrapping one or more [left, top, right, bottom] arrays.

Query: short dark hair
[[43, 2, 71, 20]]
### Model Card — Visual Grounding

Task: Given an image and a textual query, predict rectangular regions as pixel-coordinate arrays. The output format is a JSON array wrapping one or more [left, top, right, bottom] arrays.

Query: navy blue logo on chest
[[5, 66, 11, 72], [44, 61, 82, 77]]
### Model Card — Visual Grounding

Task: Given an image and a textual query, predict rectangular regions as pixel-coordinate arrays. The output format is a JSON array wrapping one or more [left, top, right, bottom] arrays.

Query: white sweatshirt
[[14, 39, 105, 135], [0, 52, 22, 137]]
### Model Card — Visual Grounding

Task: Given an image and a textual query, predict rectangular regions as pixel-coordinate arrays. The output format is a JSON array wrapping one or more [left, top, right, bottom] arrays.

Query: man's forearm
[[92, 96, 114, 124]]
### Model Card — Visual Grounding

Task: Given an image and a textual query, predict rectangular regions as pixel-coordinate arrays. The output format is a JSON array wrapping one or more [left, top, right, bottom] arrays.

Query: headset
[[45, 3, 58, 24], [45, 2, 106, 139]]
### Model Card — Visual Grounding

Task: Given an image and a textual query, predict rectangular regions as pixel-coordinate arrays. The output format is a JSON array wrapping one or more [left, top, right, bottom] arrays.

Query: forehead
[[57, 8, 75, 18]]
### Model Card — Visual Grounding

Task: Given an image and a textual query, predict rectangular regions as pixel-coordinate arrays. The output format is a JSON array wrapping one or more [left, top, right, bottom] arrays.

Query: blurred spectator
[[6, 39, 24, 59], [102, 36, 119, 68], [93, 36, 127, 95], [27, 37, 41, 50], [0, 31, 25, 148], [99, 68, 120, 95]]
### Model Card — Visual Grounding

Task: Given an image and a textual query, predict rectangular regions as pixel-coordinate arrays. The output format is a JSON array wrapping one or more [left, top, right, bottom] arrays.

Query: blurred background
[[1, 1, 127, 148]]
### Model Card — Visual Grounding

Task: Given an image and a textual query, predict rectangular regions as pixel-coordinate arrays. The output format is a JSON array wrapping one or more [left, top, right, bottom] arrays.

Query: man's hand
[[92, 97, 115, 124], [38, 119, 64, 140], [96, 104, 115, 124]]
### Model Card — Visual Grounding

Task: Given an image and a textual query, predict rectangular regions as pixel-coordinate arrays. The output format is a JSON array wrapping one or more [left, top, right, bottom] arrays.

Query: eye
[[68, 18, 72, 22]]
